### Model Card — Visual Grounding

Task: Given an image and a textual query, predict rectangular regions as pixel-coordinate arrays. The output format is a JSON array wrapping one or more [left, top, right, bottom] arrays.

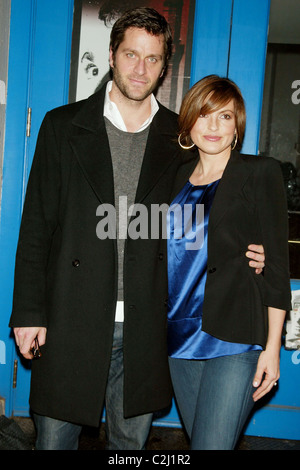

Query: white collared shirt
[[103, 81, 159, 133]]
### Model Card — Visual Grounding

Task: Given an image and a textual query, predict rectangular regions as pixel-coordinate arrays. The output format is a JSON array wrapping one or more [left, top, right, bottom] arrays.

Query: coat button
[[208, 267, 216, 274], [72, 259, 80, 267], [158, 253, 164, 260]]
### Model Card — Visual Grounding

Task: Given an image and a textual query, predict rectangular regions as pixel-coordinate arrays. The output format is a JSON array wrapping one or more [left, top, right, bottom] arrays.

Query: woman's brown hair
[[178, 75, 246, 150]]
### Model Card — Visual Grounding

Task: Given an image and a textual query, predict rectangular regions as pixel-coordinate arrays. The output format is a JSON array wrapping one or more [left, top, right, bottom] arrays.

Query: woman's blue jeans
[[33, 323, 152, 450], [169, 350, 261, 450]]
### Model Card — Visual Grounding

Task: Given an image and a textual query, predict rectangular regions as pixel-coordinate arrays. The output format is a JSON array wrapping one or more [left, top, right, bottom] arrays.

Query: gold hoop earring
[[231, 133, 238, 150], [178, 134, 195, 150]]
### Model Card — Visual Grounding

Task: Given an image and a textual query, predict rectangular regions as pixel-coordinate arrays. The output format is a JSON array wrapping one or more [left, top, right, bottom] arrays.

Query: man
[[10, 8, 264, 450]]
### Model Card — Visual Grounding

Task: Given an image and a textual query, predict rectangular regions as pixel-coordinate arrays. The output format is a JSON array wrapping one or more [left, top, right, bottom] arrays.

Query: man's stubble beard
[[112, 64, 161, 103]]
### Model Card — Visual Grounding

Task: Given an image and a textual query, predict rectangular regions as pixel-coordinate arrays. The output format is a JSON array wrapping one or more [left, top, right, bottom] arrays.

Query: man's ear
[[160, 66, 165, 78], [109, 48, 114, 69]]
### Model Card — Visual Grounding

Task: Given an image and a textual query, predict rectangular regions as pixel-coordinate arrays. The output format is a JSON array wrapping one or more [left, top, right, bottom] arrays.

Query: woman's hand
[[252, 347, 280, 402], [252, 307, 286, 401]]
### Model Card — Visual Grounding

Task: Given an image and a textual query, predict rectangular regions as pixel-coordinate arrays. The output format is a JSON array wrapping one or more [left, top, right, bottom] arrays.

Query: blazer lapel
[[169, 149, 199, 202], [209, 150, 254, 233], [69, 87, 115, 205]]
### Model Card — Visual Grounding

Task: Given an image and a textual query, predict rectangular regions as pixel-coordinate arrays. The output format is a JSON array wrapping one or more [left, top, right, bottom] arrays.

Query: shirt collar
[[103, 81, 159, 133]]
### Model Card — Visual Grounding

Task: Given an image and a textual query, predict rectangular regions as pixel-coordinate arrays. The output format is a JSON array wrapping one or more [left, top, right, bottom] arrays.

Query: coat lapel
[[209, 150, 254, 233], [69, 87, 188, 206], [134, 105, 181, 204], [69, 88, 115, 205]]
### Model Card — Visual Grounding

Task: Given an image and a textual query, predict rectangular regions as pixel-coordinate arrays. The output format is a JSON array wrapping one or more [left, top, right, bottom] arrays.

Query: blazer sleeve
[[10, 112, 61, 327], [255, 157, 291, 311]]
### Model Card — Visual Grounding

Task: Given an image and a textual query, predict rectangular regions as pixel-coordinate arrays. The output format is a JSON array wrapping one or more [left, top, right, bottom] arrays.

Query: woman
[[167, 75, 291, 450]]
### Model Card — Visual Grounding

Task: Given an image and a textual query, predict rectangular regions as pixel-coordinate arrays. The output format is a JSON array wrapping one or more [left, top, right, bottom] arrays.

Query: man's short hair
[[110, 7, 173, 68]]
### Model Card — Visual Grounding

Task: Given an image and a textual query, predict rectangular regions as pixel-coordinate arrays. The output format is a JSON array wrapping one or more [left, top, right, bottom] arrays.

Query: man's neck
[[109, 82, 152, 133]]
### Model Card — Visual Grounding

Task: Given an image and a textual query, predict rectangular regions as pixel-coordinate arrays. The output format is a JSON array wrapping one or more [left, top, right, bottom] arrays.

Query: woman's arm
[[255, 158, 291, 310], [251, 158, 290, 401], [252, 306, 286, 401]]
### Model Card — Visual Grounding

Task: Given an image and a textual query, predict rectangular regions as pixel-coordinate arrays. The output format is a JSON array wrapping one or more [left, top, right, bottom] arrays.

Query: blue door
[[0, 0, 74, 417]]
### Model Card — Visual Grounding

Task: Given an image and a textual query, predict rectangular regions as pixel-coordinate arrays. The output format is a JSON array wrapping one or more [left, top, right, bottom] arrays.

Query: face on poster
[[70, 0, 195, 113], [75, 2, 114, 101]]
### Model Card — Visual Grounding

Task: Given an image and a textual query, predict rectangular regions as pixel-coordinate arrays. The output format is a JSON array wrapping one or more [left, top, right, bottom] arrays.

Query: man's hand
[[14, 327, 47, 360], [246, 244, 265, 274]]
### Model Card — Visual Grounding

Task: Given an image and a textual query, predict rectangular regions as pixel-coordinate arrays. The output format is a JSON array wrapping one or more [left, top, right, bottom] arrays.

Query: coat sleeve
[[255, 157, 291, 311], [10, 112, 61, 327]]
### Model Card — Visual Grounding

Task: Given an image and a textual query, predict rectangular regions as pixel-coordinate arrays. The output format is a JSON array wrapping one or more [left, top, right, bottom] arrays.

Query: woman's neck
[[190, 149, 231, 186]]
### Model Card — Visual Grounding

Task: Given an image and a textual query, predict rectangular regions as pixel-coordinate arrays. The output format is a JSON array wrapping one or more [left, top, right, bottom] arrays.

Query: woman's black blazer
[[173, 150, 291, 348]]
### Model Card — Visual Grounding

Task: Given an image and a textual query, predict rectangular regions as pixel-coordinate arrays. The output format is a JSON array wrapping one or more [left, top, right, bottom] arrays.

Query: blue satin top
[[167, 180, 261, 359]]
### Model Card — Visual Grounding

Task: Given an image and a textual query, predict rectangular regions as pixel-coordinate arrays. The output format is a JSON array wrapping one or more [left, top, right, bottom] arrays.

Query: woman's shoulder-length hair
[[178, 75, 246, 150]]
